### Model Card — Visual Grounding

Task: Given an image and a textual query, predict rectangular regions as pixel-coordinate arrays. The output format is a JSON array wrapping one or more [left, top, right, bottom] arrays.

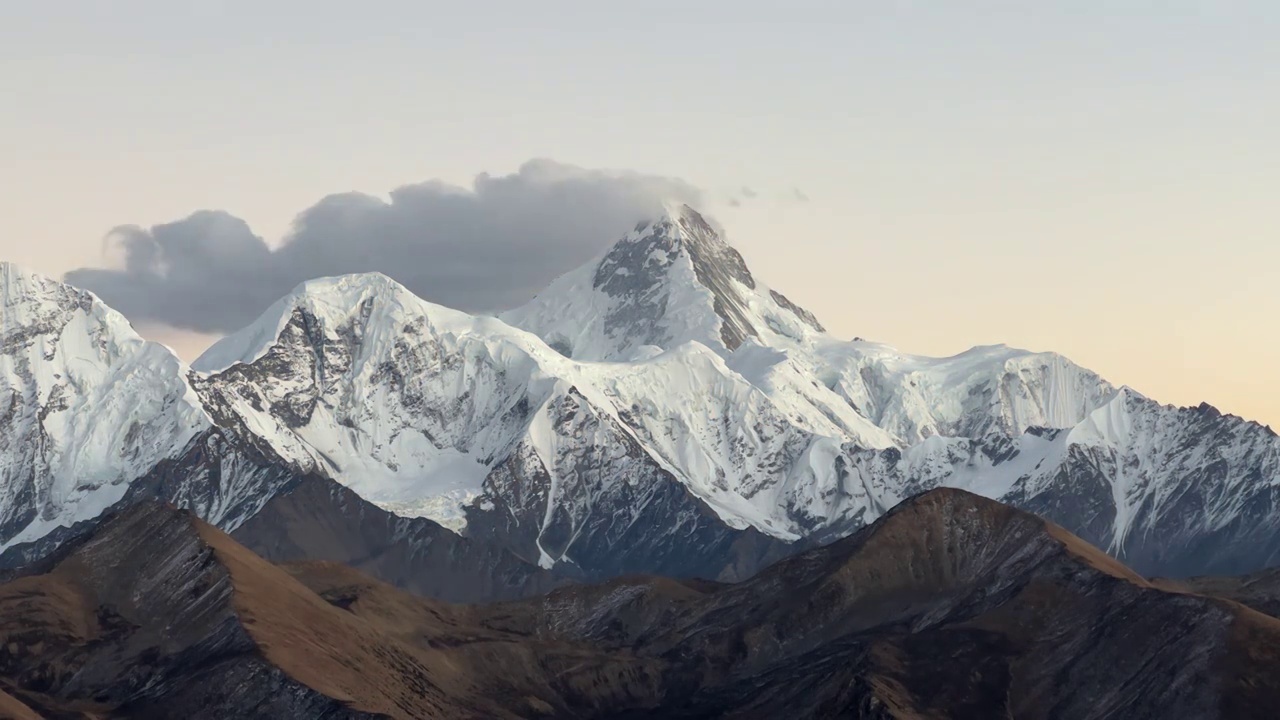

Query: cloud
[[66, 159, 703, 333], [791, 187, 810, 202], [740, 186, 758, 199]]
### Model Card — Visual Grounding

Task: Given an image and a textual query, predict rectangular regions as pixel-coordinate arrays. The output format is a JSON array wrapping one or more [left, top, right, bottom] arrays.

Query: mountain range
[[2, 204, 1278, 597], [2, 489, 1277, 718]]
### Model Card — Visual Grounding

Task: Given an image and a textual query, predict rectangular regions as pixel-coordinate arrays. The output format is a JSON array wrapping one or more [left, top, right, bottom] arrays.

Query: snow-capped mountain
[[827, 389, 1280, 574], [0, 261, 357, 570], [812, 340, 1118, 446], [1010, 390, 1280, 575], [183, 206, 1277, 578], [501, 205, 829, 362], [0, 264, 552, 599], [0, 263, 207, 547], [191, 273, 554, 530], [188, 273, 807, 576], [506, 205, 1117, 446], [1, 204, 1277, 587]]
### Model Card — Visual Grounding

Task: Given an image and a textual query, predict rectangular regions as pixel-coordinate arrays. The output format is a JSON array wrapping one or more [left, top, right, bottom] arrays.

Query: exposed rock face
[[996, 390, 1280, 576], [6, 492, 1277, 719], [0, 425, 303, 571], [231, 475, 564, 603], [463, 386, 796, 581]]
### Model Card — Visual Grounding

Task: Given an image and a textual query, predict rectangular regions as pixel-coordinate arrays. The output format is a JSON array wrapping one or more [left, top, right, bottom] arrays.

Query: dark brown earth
[[2, 489, 1278, 719]]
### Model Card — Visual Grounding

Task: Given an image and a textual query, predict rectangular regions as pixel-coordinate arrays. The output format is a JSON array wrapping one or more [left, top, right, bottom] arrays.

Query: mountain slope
[[192, 273, 557, 531], [828, 389, 1280, 575], [1009, 390, 1280, 575], [1171, 566, 1280, 618], [0, 262, 208, 549], [5, 492, 1277, 719], [813, 339, 1117, 445], [230, 475, 564, 603], [0, 262, 317, 566], [0, 502, 595, 719], [0, 501, 433, 718], [485, 488, 1280, 718]]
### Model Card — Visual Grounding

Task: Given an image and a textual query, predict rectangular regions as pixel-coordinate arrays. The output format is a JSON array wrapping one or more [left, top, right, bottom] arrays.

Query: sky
[[2, 1, 1277, 427]]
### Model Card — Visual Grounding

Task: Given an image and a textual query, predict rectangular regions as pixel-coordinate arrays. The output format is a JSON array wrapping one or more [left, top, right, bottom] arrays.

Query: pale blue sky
[[2, 2, 1277, 424]]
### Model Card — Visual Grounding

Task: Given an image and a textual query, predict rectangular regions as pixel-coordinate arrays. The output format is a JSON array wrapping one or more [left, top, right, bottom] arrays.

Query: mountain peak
[[193, 271, 478, 373], [618, 203, 755, 289], [504, 204, 826, 360], [0, 260, 48, 283], [273, 272, 426, 323], [592, 204, 763, 352], [2, 262, 98, 319], [0, 260, 35, 284], [853, 487, 1148, 585], [636, 200, 714, 231]]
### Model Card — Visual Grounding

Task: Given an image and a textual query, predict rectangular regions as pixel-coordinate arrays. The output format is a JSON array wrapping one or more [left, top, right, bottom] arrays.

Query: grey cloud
[[66, 159, 703, 333], [740, 186, 758, 199], [791, 187, 810, 202]]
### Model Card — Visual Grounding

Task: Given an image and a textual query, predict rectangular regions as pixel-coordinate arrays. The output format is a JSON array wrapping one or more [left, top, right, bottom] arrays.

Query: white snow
[[4, 203, 1277, 567], [0, 263, 209, 550], [185, 205, 1125, 543]]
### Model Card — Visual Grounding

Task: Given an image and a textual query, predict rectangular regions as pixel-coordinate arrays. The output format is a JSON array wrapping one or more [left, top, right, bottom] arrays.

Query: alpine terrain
[[1, 204, 1278, 592], [1, 489, 1277, 718]]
